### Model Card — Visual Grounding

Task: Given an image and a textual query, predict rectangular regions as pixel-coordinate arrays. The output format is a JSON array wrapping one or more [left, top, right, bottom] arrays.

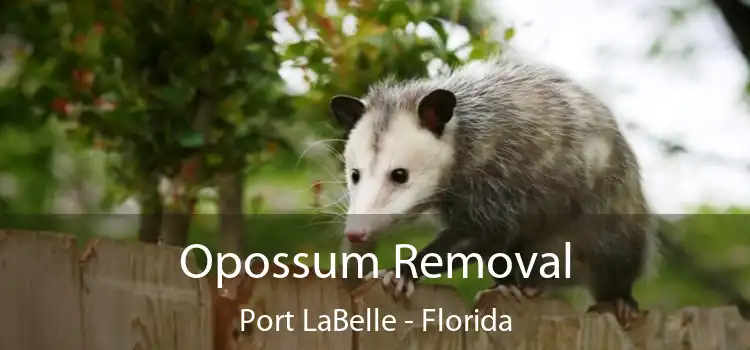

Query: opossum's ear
[[329, 95, 366, 130], [417, 89, 456, 137]]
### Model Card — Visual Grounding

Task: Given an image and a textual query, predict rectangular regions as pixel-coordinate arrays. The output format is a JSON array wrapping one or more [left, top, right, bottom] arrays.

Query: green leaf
[[179, 131, 204, 148], [362, 34, 386, 49], [152, 85, 196, 108], [504, 27, 515, 41], [425, 18, 449, 47], [213, 19, 231, 43]]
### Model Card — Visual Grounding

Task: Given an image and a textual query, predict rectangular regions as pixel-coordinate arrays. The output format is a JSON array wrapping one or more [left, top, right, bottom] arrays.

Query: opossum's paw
[[586, 299, 642, 330], [473, 284, 541, 304], [366, 268, 416, 299]]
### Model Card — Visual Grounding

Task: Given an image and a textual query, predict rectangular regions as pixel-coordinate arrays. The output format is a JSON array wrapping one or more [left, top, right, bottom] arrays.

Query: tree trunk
[[217, 171, 245, 255], [161, 195, 196, 247], [160, 95, 216, 247], [137, 176, 163, 243]]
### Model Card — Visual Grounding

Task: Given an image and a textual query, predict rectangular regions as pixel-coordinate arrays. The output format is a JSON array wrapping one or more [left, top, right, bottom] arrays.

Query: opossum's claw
[[587, 299, 642, 330], [380, 269, 416, 300]]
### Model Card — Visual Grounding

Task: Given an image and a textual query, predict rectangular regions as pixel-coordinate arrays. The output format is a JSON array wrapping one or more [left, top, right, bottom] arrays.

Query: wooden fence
[[1, 230, 749, 350]]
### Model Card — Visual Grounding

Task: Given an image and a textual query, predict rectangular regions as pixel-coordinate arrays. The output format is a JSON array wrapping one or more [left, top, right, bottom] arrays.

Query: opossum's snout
[[345, 231, 366, 243], [342, 174, 408, 242], [342, 168, 433, 243], [342, 213, 394, 243]]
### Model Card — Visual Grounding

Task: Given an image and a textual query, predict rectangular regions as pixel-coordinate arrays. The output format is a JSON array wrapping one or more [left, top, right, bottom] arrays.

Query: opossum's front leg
[[472, 237, 545, 303], [366, 230, 481, 299]]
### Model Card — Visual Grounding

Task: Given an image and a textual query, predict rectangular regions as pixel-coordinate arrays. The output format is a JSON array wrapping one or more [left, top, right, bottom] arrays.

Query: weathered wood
[[79, 238, 212, 350], [623, 309, 670, 350], [352, 279, 490, 350], [528, 313, 635, 350], [231, 263, 352, 350], [662, 306, 750, 350], [473, 289, 577, 349], [0, 230, 83, 350], [3, 230, 750, 350]]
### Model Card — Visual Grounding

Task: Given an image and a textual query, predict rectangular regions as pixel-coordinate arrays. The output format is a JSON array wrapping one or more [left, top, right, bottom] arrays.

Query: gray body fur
[[365, 58, 654, 290], [334, 57, 750, 322], [329, 57, 672, 323]]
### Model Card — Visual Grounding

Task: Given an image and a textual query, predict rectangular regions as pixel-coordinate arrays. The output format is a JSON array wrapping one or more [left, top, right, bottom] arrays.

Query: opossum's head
[[329, 89, 457, 243]]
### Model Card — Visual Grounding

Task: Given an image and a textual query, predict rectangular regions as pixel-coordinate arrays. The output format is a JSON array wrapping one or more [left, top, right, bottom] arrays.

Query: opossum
[[328, 57, 749, 327]]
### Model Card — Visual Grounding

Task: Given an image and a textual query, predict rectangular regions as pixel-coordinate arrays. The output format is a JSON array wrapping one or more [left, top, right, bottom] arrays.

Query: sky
[[487, 0, 750, 213], [273, 0, 750, 215]]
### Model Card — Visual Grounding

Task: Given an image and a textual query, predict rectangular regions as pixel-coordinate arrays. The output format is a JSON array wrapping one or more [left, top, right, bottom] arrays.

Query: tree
[[1, 0, 294, 251], [0, 0, 505, 256]]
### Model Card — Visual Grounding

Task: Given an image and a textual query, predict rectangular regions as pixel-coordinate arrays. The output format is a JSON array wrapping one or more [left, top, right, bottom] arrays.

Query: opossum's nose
[[345, 231, 366, 243]]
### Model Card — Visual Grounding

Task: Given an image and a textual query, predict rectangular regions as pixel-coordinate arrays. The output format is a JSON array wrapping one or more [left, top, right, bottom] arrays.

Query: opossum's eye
[[390, 168, 409, 184], [350, 169, 361, 184]]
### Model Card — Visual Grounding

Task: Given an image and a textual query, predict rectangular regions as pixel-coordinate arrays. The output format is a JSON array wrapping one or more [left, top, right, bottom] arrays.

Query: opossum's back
[[449, 59, 620, 148], [448, 60, 639, 205]]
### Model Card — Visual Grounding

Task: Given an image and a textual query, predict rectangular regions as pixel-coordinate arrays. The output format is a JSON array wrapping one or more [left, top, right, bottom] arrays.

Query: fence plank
[[473, 291, 577, 349], [623, 310, 670, 349], [0, 230, 83, 350], [527, 314, 635, 350], [668, 306, 750, 349], [3, 229, 750, 350], [234, 264, 353, 350], [352, 279, 491, 350], [79, 238, 211, 350]]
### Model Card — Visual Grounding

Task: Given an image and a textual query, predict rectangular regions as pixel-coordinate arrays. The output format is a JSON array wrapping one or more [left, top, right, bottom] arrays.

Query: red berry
[[317, 16, 334, 34], [93, 23, 105, 35], [245, 18, 258, 28], [52, 97, 69, 113]]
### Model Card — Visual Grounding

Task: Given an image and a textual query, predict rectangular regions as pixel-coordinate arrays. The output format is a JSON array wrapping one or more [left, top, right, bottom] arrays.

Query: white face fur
[[341, 109, 456, 242]]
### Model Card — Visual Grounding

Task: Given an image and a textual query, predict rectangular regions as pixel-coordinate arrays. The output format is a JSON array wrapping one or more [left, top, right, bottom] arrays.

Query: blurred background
[[0, 0, 748, 312]]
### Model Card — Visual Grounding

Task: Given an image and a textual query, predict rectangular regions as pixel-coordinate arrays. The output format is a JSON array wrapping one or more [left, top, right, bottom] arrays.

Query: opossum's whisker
[[317, 194, 348, 212], [306, 180, 346, 201], [313, 202, 346, 215], [309, 180, 346, 186], [316, 197, 348, 212], [295, 138, 345, 169], [314, 210, 346, 220], [298, 221, 341, 231], [317, 142, 346, 164], [311, 140, 346, 166]]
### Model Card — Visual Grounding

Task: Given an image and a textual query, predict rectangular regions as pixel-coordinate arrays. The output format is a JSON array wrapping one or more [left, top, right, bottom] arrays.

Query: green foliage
[[1, 0, 502, 219], [277, 0, 502, 141], [641, 207, 750, 310], [1, 0, 295, 217]]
